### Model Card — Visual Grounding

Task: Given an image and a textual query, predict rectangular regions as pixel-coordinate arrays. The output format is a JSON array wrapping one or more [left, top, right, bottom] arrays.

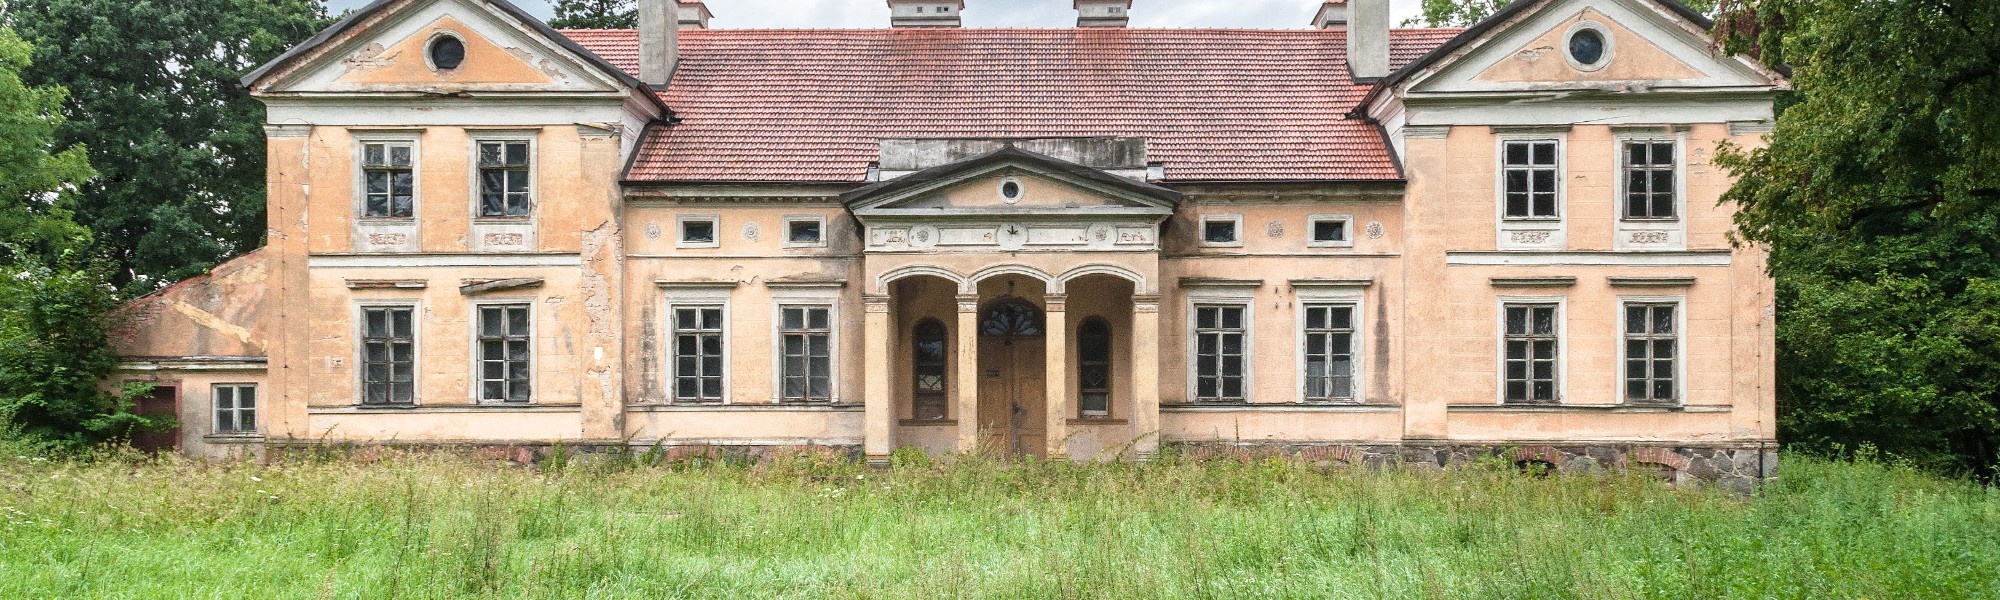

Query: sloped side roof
[[562, 28, 1461, 183]]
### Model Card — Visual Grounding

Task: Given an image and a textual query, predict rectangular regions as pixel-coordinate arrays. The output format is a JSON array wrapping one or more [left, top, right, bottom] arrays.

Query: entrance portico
[[844, 143, 1179, 463]]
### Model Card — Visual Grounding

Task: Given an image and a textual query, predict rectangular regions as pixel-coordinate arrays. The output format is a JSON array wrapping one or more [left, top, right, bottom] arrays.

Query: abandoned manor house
[[108, 0, 1787, 481]]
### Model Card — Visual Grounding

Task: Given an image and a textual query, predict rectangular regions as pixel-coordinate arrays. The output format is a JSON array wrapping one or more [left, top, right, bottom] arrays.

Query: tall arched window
[[1078, 317, 1112, 418], [912, 319, 949, 420]]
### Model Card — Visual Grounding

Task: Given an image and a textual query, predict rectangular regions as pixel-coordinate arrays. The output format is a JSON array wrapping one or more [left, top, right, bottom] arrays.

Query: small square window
[[785, 217, 825, 247], [1200, 216, 1241, 246], [678, 217, 719, 248], [1308, 216, 1352, 247]]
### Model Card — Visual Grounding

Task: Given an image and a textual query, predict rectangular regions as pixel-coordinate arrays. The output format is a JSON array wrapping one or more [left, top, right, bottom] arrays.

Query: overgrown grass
[[0, 450, 1994, 599]]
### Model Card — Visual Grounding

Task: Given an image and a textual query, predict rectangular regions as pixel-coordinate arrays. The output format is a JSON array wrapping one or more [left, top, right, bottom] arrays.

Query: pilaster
[[954, 294, 982, 453], [863, 294, 894, 465], [1131, 294, 1162, 460], [1043, 293, 1069, 460]]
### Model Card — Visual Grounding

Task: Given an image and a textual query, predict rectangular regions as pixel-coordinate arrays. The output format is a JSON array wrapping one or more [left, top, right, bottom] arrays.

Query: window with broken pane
[[479, 304, 532, 403], [1078, 317, 1112, 417], [362, 307, 415, 405], [911, 318, 948, 420], [1503, 303, 1560, 403], [1502, 140, 1560, 219], [477, 141, 531, 217], [1624, 303, 1679, 403], [362, 142, 414, 218], [1623, 141, 1677, 220]]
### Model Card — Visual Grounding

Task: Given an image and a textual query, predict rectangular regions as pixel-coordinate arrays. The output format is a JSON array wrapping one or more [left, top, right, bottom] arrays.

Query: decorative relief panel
[[354, 221, 418, 253], [472, 221, 536, 252], [866, 221, 1159, 252], [1497, 222, 1565, 251]]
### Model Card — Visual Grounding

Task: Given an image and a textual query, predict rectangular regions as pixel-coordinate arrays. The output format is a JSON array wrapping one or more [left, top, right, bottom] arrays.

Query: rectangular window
[[477, 141, 531, 218], [212, 384, 257, 433], [1077, 319, 1112, 417], [672, 306, 725, 402], [362, 142, 414, 218], [1302, 305, 1356, 402], [1193, 305, 1246, 402], [679, 217, 717, 247], [1502, 140, 1560, 219], [785, 217, 825, 247], [361, 307, 415, 405], [779, 306, 833, 402], [1201, 216, 1240, 245], [1623, 141, 1677, 220], [1503, 304, 1560, 403], [1624, 303, 1678, 403], [1312, 219, 1347, 243], [478, 304, 532, 403]]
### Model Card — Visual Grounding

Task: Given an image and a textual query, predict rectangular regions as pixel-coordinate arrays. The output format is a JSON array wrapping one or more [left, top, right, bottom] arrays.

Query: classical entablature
[[843, 144, 1181, 255]]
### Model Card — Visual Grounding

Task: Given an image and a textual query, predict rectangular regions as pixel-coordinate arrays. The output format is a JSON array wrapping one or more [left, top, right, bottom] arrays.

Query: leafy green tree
[[1, 0, 327, 289], [550, 0, 637, 29], [0, 27, 152, 452], [1716, 0, 2000, 477], [0, 27, 90, 261], [1406, 0, 1716, 28]]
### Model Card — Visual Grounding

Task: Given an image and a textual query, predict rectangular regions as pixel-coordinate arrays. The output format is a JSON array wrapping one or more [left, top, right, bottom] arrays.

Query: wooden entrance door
[[978, 337, 1046, 457], [132, 385, 180, 452]]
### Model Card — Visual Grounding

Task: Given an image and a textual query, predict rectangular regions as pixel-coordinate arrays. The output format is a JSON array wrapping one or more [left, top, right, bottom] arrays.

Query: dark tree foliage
[[1715, 0, 2000, 477], [550, 0, 637, 29], [0, 0, 327, 290], [1407, 0, 1717, 27]]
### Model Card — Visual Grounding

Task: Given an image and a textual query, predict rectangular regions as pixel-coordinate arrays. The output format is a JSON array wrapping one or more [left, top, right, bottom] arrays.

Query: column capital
[[1043, 293, 1068, 312], [1133, 294, 1162, 313], [956, 294, 981, 313], [863, 294, 892, 312]]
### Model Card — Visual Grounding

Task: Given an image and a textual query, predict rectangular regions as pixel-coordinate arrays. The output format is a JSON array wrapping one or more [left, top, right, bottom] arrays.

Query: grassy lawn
[[0, 450, 1995, 599]]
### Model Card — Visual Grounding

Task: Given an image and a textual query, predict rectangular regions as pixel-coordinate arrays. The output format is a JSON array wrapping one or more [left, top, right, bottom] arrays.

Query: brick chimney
[[677, 0, 712, 29], [1312, 0, 1347, 29], [888, 0, 963, 27], [639, 0, 678, 85], [1347, 0, 1388, 80], [1076, 0, 1131, 27]]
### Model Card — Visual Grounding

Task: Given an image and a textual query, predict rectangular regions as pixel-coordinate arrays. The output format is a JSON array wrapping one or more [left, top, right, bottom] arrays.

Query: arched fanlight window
[[1078, 317, 1112, 418], [979, 296, 1044, 341], [912, 319, 948, 421]]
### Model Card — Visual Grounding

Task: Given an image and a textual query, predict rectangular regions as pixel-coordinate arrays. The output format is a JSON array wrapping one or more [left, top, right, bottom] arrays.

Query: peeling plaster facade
[[112, 0, 1784, 483]]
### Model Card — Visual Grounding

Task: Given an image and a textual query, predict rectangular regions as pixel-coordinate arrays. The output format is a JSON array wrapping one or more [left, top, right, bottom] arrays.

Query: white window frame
[[355, 301, 422, 406], [661, 284, 733, 404], [1185, 283, 1258, 403], [352, 135, 420, 221], [1616, 296, 1687, 406], [1197, 213, 1244, 248], [1495, 296, 1568, 405], [471, 300, 536, 404], [770, 285, 843, 404], [467, 132, 538, 221], [1306, 214, 1355, 248], [211, 383, 259, 434], [1494, 132, 1569, 251], [782, 214, 828, 249], [1613, 128, 1691, 251], [675, 214, 721, 249], [1294, 284, 1366, 403]]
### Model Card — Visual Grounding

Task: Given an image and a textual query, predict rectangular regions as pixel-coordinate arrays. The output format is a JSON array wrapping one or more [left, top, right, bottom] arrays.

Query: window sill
[[1068, 418, 1127, 425], [626, 403, 862, 412], [310, 404, 582, 414], [356, 217, 418, 224], [473, 217, 532, 224], [203, 433, 265, 444], [1447, 404, 1728, 413], [1163, 403, 1400, 413], [898, 419, 958, 426]]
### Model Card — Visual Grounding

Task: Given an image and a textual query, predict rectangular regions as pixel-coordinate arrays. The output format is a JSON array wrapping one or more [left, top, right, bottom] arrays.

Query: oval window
[[1568, 28, 1605, 67], [429, 36, 466, 70], [999, 180, 1023, 202]]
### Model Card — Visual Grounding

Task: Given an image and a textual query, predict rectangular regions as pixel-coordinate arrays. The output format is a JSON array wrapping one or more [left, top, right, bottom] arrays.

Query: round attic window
[[429, 35, 466, 70], [999, 178, 1024, 204], [1565, 25, 1610, 71]]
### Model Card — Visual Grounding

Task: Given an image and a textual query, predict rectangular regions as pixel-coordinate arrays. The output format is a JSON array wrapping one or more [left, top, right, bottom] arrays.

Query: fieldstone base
[[268, 441, 863, 466], [1168, 442, 1779, 492]]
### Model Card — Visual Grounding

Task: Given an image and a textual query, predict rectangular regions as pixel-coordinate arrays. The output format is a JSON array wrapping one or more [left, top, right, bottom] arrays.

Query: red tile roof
[[560, 28, 1463, 183]]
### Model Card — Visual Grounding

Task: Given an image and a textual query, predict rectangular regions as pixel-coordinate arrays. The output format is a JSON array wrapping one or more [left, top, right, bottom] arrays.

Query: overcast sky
[[326, 0, 1429, 28]]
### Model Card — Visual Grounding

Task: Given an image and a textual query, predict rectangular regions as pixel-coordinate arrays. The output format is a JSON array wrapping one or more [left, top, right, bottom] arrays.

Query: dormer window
[[428, 35, 466, 71]]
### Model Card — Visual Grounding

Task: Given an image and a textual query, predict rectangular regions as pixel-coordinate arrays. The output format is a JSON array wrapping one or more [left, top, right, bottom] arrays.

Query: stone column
[[1131, 294, 1163, 460], [1043, 293, 1069, 460], [954, 294, 981, 453], [863, 294, 894, 466]]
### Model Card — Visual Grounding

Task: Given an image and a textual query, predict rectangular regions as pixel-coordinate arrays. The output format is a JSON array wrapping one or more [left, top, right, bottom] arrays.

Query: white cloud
[[328, 0, 1427, 28]]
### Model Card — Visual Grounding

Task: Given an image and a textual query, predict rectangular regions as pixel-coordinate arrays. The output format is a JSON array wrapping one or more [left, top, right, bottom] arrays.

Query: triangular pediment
[[248, 0, 632, 95], [1402, 0, 1781, 96], [845, 146, 1181, 218]]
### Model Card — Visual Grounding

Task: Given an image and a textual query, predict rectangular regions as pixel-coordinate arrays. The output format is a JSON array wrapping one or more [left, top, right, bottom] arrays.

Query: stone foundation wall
[[1169, 442, 1779, 492]]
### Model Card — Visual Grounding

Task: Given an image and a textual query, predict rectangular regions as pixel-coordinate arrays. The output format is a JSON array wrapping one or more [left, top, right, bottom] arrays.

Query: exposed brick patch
[[1629, 447, 1691, 472]]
